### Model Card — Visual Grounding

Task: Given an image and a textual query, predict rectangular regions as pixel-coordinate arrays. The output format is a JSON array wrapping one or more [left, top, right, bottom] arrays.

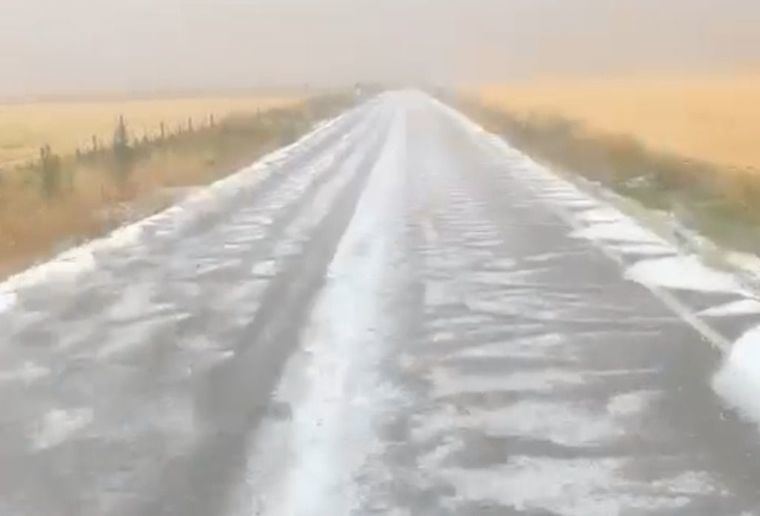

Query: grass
[[0, 93, 355, 278], [0, 96, 299, 170], [477, 74, 760, 172], [453, 88, 760, 255]]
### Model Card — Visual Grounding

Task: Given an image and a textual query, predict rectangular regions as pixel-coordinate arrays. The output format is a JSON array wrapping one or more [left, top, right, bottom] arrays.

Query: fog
[[2, 0, 760, 97]]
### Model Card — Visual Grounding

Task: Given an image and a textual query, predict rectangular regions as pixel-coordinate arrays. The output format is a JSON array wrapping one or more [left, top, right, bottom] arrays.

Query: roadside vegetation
[[457, 77, 760, 254], [0, 93, 355, 277]]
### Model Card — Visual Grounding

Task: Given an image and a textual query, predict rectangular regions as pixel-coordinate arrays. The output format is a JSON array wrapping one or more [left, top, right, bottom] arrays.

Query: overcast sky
[[2, 0, 759, 96]]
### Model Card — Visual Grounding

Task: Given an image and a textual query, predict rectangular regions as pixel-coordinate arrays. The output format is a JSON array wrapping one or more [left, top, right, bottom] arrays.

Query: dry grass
[[455, 88, 760, 254], [0, 96, 298, 169], [478, 74, 760, 172], [0, 93, 353, 278]]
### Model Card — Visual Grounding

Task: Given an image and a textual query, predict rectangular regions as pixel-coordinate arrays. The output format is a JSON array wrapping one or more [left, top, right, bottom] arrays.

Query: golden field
[[477, 74, 760, 171], [0, 96, 299, 168]]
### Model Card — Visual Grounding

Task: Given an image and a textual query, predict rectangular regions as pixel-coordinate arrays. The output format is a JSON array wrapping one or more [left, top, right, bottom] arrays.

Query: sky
[[2, 0, 760, 97]]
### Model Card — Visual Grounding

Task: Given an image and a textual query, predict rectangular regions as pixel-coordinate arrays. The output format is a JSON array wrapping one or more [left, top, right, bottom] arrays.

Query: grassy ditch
[[454, 94, 760, 255], [0, 93, 356, 277]]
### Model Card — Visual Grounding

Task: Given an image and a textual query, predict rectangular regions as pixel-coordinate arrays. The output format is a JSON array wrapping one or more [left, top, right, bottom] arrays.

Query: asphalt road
[[2, 91, 760, 515]]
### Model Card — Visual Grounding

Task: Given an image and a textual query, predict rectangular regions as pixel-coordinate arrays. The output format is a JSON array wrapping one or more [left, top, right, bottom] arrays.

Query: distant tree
[[39, 145, 61, 198], [112, 115, 134, 184], [113, 115, 129, 151]]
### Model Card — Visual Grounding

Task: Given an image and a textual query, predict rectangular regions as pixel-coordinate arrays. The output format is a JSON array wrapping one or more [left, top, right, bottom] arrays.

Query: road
[[2, 91, 760, 515]]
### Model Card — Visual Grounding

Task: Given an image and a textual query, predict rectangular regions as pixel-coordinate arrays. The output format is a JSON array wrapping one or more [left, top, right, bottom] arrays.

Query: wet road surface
[[3, 91, 760, 515]]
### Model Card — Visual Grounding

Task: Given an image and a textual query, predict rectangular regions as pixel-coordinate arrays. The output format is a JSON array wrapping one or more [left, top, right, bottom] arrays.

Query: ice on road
[[2, 91, 760, 515]]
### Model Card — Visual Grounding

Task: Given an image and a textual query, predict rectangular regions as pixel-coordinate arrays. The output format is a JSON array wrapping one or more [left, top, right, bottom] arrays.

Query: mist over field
[[3, 0, 760, 97]]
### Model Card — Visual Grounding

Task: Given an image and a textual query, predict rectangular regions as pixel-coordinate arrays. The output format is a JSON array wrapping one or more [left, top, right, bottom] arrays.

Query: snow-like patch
[[571, 221, 667, 245], [723, 250, 760, 279], [466, 268, 549, 287], [430, 367, 585, 397], [575, 208, 626, 224], [424, 280, 463, 307], [0, 362, 51, 384], [97, 313, 186, 360], [713, 325, 760, 427], [451, 333, 567, 360], [419, 401, 623, 447], [521, 251, 573, 264], [700, 299, 760, 317], [556, 198, 600, 209], [481, 257, 517, 270], [440, 457, 709, 515], [416, 435, 464, 472], [106, 281, 163, 323], [426, 313, 494, 331], [177, 336, 235, 371], [613, 243, 675, 256], [607, 390, 658, 418], [625, 255, 745, 294], [251, 259, 279, 278], [230, 97, 409, 516], [650, 470, 721, 496], [33, 407, 93, 450], [430, 364, 656, 399], [0, 289, 17, 313]]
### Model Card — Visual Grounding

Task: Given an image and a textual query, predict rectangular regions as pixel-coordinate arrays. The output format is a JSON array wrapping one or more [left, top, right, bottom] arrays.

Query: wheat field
[[0, 96, 299, 168], [477, 74, 760, 171]]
